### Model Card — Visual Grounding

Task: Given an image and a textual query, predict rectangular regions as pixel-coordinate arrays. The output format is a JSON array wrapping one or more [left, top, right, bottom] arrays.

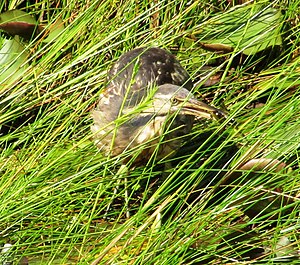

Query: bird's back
[[107, 47, 193, 106]]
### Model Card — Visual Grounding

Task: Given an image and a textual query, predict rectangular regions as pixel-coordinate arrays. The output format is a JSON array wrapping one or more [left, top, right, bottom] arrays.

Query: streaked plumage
[[91, 47, 226, 165]]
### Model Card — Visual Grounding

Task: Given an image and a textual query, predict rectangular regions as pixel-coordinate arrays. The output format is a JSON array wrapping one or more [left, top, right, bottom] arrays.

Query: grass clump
[[0, 0, 300, 264]]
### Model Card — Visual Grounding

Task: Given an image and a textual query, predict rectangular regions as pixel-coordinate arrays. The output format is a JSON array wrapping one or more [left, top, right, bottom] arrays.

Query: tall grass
[[0, 0, 300, 264]]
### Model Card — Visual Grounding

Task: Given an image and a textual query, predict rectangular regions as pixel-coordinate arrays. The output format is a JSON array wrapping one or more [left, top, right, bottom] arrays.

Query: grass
[[0, 0, 300, 264]]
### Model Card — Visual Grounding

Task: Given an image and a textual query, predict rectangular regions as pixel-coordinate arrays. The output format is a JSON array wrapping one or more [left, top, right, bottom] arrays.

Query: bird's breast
[[122, 114, 194, 162], [134, 115, 165, 145]]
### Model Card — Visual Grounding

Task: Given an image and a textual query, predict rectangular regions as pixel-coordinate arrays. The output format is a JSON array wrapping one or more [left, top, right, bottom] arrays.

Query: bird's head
[[146, 84, 227, 120]]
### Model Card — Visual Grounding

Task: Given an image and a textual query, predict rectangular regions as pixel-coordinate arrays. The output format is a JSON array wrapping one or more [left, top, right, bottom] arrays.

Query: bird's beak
[[182, 98, 228, 120]]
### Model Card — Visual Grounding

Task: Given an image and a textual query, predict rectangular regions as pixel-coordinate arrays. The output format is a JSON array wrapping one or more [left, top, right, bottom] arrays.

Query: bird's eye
[[171, 97, 179, 105]]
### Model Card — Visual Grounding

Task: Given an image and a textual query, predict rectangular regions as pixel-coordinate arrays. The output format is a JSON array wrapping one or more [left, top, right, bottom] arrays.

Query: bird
[[91, 47, 227, 166], [91, 47, 227, 220]]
